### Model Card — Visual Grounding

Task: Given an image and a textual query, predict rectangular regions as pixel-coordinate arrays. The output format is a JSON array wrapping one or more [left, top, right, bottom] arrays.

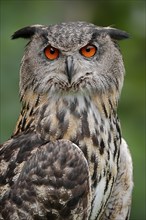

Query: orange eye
[[44, 45, 59, 60], [80, 44, 97, 58]]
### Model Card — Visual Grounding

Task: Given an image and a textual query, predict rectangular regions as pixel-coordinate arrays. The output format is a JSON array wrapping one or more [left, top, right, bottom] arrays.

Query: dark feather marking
[[100, 139, 105, 155], [110, 123, 114, 132], [91, 153, 98, 182], [102, 102, 108, 118], [91, 152, 96, 163], [125, 208, 131, 220], [46, 212, 58, 220], [108, 132, 112, 144], [26, 103, 30, 111], [114, 77, 119, 90], [104, 173, 112, 195], [25, 119, 35, 131], [93, 179, 97, 188], [81, 111, 90, 137], [107, 150, 110, 160], [70, 97, 78, 112], [116, 121, 122, 143], [43, 121, 51, 134], [84, 96, 91, 109], [29, 107, 33, 116], [92, 133, 99, 146], [92, 162, 98, 182], [56, 110, 66, 123], [100, 124, 104, 133], [60, 207, 71, 218], [108, 99, 114, 112], [21, 117, 27, 131], [59, 120, 69, 137], [80, 143, 88, 161], [11, 193, 23, 206], [67, 191, 85, 208], [113, 139, 118, 160], [35, 95, 40, 107]]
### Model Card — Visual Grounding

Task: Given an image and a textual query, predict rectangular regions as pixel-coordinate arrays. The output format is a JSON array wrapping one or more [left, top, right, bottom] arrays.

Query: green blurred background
[[0, 1, 145, 219]]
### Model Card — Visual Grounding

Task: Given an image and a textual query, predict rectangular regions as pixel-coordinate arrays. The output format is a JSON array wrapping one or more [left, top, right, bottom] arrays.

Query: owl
[[0, 22, 133, 220]]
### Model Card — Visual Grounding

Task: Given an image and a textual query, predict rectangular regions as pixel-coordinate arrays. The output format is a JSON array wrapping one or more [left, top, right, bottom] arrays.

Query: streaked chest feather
[[36, 96, 120, 185], [15, 93, 121, 217]]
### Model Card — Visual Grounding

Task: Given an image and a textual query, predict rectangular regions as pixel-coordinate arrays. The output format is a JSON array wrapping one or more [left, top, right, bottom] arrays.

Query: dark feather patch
[[93, 28, 129, 41], [105, 28, 130, 40], [11, 26, 37, 39]]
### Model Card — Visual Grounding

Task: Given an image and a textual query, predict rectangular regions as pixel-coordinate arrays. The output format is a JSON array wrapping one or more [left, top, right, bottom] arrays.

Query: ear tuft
[[11, 26, 37, 40], [105, 27, 130, 40]]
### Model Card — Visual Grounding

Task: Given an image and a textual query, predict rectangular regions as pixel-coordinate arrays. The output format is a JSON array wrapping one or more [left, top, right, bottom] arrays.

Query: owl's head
[[12, 22, 129, 99]]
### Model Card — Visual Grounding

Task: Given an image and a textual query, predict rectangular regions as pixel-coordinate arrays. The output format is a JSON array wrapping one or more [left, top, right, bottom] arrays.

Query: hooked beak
[[65, 56, 74, 84]]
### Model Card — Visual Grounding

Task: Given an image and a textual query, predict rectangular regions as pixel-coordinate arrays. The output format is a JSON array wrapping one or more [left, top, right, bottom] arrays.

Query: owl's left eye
[[44, 45, 59, 60], [80, 44, 97, 58]]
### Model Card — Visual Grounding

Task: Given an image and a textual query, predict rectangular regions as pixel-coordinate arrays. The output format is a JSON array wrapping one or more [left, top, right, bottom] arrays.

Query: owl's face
[[12, 22, 128, 97]]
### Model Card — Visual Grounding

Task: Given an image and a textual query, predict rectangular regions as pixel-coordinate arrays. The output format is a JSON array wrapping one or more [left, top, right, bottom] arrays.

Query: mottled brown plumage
[[0, 22, 133, 220]]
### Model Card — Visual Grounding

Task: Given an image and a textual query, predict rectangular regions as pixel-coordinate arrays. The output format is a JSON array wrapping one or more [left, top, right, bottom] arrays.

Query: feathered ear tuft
[[11, 25, 44, 40], [105, 27, 130, 40]]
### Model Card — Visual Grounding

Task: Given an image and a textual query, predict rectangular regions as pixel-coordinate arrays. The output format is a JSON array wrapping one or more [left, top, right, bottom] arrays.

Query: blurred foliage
[[0, 1, 145, 219]]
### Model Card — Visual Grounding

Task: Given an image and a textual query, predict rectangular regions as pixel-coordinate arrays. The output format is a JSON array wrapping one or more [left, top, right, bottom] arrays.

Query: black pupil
[[86, 47, 91, 52], [50, 48, 55, 54]]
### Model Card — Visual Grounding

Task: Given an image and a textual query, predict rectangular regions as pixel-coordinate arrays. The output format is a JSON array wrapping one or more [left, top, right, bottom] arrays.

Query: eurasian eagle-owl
[[0, 21, 133, 220]]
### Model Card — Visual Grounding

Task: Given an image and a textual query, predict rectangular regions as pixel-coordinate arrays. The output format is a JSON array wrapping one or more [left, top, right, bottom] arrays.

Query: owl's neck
[[13, 90, 119, 139]]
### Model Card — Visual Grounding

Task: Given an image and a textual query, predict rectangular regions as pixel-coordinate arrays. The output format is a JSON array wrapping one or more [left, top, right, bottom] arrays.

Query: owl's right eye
[[44, 45, 59, 60]]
